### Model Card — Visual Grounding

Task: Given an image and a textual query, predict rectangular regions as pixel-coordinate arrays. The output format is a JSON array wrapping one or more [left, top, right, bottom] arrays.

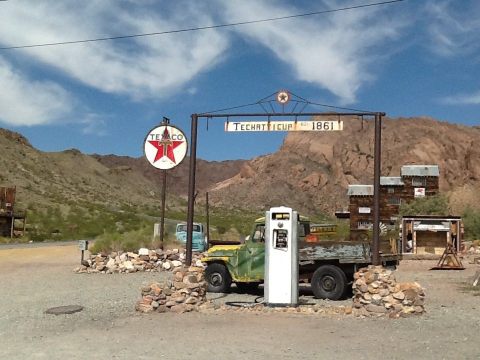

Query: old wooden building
[[346, 165, 440, 242], [0, 186, 26, 238], [401, 215, 463, 255]]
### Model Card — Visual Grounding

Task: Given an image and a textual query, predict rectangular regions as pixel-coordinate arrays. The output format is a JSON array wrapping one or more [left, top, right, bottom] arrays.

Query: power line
[[0, 0, 405, 50]]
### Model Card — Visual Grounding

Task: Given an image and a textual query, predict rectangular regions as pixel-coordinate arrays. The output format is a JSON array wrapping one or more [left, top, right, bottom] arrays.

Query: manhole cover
[[45, 305, 84, 315]]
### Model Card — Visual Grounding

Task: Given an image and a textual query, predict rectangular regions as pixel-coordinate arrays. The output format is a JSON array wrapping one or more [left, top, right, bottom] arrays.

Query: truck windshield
[[252, 225, 265, 242], [251, 222, 308, 242], [177, 224, 201, 232]]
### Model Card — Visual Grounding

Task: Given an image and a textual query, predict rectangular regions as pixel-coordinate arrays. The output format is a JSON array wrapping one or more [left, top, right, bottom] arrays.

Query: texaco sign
[[144, 125, 188, 170]]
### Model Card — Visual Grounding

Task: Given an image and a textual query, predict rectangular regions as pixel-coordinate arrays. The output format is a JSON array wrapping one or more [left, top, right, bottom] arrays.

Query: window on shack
[[388, 197, 401, 205], [412, 177, 426, 187], [358, 221, 372, 230]]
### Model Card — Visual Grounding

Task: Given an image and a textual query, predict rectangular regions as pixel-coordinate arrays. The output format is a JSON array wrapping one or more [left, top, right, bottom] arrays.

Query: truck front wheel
[[311, 265, 347, 300], [205, 263, 232, 293]]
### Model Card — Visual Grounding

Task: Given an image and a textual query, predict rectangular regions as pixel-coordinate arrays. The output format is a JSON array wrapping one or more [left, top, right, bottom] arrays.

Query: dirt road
[[1, 244, 479, 360]]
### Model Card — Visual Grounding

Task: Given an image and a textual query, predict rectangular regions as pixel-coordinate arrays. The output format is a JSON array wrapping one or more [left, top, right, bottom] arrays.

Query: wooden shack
[[401, 215, 462, 255], [0, 186, 26, 238], [346, 165, 440, 242]]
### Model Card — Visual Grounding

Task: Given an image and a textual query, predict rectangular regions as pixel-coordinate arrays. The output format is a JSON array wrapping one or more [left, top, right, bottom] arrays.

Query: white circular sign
[[144, 125, 188, 170], [276, 90, 290, 104]]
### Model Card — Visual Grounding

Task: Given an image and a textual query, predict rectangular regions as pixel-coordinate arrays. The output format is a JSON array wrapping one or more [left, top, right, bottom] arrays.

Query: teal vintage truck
[[202, 216, 399, 300], [175, 222, 207, 252]]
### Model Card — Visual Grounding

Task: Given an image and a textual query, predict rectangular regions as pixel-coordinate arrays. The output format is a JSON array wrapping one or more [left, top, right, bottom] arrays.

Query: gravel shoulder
[[1, 244, 479, 360]]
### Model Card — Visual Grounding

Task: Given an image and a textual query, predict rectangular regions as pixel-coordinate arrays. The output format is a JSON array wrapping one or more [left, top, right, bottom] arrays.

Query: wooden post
[[10, 215, 14, 238]]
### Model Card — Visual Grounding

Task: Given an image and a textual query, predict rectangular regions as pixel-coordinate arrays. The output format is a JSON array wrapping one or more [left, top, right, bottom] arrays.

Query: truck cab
[[175, 222, 207, 252]]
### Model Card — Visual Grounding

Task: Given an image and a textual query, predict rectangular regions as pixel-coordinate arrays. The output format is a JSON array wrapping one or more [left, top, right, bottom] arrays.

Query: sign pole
[[158, 117, 170, 248], [206, 192, 210, 250], [372, 113, 382, 266], [159, 169, 167, 248], [186, 114, 199, 266]]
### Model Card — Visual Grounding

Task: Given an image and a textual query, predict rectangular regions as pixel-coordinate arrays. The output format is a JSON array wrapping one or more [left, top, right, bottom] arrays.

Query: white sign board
[[358, 207, 371, 214], [225, 120, 343, 132], [144, 125, 188, 170], [414, 188, 426, 198]]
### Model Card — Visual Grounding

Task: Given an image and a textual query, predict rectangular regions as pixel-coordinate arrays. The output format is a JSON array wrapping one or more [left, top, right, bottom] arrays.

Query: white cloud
[[79, 114, 108, 136], [425, 0, 480, 57], [0, 1, 229, 100], [0, 57, 75, 126], [442, 91, 480, 105], [0, 0, 413, 127], [217, 0, 406, 103]]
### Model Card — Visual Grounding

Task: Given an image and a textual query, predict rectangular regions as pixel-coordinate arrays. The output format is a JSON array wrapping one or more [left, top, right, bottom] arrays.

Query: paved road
[[0, 239, 85, 250]]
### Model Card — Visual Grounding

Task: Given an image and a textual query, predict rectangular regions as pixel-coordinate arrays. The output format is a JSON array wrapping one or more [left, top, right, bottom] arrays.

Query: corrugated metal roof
[[347, 185, 373, 196], [380, 176, 404, 186], [401, 165, 439, 177]]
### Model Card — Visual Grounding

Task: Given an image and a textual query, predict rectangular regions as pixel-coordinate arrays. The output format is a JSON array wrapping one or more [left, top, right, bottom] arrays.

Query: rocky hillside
[[92, 154, 244, 198], [0, 128, 244, 213], [1, 116, 479, 219], [206, 117, 480, 216]]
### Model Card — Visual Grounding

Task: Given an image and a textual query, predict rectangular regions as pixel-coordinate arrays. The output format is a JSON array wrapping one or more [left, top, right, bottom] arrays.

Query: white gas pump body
[[264, 206, 299, 306]]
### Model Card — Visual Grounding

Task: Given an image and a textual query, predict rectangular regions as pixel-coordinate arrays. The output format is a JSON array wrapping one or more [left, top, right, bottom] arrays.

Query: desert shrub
[[25, 202, 153, 242], [90, 232, 121, 253], [399, 194, 450, 216], [89, 225, 183, 253], [0, 236, 28, 244], [463, 207, 480, 240], [334, 221, 350, 241]]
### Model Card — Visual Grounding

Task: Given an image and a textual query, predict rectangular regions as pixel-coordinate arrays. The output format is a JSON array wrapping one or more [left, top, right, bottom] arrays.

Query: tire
[[235, 282, 260, 293], [205, 263, 232, 293], [311, 265, 347, 300]]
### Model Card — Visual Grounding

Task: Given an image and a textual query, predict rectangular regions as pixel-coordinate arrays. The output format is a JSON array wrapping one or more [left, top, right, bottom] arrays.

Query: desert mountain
[[0, 128, 244, 212], [206, 117, 480, 216], [1, 116, 479, 219]]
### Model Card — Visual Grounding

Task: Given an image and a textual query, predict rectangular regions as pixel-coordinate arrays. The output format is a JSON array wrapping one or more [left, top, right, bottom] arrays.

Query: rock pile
[[352, 265, 425, 318], [74, 248, 204, 274], [136, 266, 207, 313]]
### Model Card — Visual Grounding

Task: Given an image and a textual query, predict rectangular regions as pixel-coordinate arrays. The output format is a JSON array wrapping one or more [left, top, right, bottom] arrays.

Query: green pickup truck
[[202, 216, 399, 300]]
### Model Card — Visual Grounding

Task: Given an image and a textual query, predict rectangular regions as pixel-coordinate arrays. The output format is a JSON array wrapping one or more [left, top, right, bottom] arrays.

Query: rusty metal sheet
[[0, 187, 16, 212], [299, 241, 370, 263]]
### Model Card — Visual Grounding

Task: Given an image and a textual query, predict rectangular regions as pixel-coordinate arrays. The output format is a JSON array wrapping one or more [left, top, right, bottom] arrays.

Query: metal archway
[[184, 92, 384, 266]]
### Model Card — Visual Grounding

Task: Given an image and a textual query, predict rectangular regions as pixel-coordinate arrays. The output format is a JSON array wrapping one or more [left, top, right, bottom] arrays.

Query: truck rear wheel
[[205, 263, 232, 293], [311, 265, 347, 300]]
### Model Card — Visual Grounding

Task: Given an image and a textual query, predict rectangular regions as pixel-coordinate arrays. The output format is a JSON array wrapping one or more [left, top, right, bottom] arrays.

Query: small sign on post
[[79, 240, 89, 264], [78, 240, 89, 251]]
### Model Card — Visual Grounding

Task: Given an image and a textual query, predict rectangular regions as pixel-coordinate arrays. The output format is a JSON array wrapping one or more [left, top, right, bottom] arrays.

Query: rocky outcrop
[[73, 248, 204, 274], [136, 266, 207, 313], [207, 117, 480, 216], [352, 266, 425, 318]]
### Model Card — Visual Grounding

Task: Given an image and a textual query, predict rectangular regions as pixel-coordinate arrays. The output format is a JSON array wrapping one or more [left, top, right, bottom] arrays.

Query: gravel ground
[[1, 244, 479, 360]]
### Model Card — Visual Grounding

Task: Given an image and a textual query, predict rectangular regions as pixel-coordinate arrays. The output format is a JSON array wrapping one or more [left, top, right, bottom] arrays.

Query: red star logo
[[149, 128, 183, 164]]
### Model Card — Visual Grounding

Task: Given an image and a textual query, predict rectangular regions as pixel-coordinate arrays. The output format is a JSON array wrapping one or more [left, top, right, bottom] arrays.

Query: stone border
[[74, 248, 204, 274]]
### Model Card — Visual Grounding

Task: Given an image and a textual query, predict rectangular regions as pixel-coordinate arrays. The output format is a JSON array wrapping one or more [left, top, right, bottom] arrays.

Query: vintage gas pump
[[264, 206, 299, 306]]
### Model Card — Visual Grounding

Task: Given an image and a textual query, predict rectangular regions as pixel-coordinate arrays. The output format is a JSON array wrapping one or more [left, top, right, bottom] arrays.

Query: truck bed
[[299, 240, 370, 263]]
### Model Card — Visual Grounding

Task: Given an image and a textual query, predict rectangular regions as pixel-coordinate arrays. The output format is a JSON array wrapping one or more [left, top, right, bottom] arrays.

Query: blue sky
[[0, 0, 478, 161]]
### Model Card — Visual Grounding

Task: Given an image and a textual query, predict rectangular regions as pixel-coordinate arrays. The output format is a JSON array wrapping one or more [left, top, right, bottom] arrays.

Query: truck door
[[246, 224, 266, 280]]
